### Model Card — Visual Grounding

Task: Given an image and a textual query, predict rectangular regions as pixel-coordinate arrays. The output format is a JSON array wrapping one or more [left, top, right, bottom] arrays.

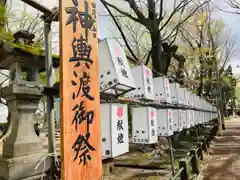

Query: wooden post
[[205, 138, 210, 152], [59, 1, 101, 180], [190, 149, 200, 175], [196, 142, 204, 161], [203, 139, 209, 153], [168, 136, 175, 175], [179, 159, 189, 180]]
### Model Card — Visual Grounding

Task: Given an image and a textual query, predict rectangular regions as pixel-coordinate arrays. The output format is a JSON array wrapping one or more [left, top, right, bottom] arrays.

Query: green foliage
[[0, 4, 12, 42], [39, 72, 47, 85], [9, 42, 59, 59], [235, 86, 240, 98], [178, 6, 237, 112], [0, 2, 6, 24], [0, 3, 46, 49], [39, 69, 60, 85], [0, 3, 60, 87], [21, 71, 27, 81]]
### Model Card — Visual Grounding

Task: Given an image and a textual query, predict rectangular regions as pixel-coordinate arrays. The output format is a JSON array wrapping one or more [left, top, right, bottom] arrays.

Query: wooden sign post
[[59, 0, 101, 179]]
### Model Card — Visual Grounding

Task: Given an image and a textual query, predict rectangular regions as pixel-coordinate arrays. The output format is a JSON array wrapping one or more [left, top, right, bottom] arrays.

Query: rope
[[34, 152, 59, 180], [171, 167, 184, 180], [187, 155, 194, 164]]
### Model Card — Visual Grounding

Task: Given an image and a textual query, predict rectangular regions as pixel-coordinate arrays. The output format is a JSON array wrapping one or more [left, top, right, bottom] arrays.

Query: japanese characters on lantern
[[98, 39, 135, 96], [172, 109, 180, 132], [154, 77, 171, 104], [178, 109, 183, 132], [132, 107, 157, 144], [116, 106, 125, 144], [178, 88, 187, 106], [157, 109, 174, 137], [182, 110, 188, 129], [125, 65, 154, 100], [100, 103, 129, 159], [170, 83, 179, 104]]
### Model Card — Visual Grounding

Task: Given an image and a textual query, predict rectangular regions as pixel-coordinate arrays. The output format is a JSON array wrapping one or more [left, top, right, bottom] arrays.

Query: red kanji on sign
[[116, 48, 121, 57], [146, 70, 150, 77], [151, 111, 155, 118], [168, 111, 172, 116], [164, 79, 169, 87], [117, 107, 123, 118]]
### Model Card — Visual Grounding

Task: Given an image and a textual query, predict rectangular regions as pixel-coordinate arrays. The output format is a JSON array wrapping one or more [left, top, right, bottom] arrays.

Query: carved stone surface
[[0, 84, 51, 180], [0, 153, 51, 180]]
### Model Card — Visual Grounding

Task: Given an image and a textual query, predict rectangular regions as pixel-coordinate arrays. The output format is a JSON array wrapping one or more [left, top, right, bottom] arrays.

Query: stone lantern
[[0, 31, 50, 180]]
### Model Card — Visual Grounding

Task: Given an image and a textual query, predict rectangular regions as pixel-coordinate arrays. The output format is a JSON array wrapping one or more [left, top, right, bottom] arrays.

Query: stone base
[[0, 174, 49, 180], [20, 173, 49, 180], [0, 153, 51, 180]]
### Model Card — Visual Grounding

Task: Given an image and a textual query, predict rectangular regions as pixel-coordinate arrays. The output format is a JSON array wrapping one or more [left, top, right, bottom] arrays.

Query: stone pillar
[[0, 84, 51, 180]]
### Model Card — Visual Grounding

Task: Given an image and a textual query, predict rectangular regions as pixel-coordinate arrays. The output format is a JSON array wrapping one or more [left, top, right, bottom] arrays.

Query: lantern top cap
[[13, 30, 35, 40], [13, 30, 35, 44]]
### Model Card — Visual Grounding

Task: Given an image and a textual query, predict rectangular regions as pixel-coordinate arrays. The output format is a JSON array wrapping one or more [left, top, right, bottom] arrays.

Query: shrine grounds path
[[199, 117, 240, 180], [2, 119, 240, 180]]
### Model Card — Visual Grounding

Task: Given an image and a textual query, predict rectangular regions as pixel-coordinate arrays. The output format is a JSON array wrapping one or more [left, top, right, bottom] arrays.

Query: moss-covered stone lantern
[[0, 30, 50, 180]]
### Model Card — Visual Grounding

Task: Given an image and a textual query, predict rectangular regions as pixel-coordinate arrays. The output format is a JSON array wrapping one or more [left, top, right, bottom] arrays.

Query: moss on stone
[[7, 41, 59, 60]]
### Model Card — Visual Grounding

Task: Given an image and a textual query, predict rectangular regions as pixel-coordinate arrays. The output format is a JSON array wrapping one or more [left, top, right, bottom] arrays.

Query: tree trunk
[[232, 90, 236, 116], [175, 54, 185, 85], [151, 32, 166, 77], [198, 57, 204, 96], [148, 0, 166, 77]]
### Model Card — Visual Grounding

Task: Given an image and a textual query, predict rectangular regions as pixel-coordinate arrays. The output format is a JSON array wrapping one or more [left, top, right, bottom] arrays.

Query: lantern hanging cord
[[35, 152, 59, 180], [42, 7, 59, 23]]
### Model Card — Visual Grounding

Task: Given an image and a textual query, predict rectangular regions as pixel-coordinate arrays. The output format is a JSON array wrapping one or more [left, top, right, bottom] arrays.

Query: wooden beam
[[59, 0, 101, 179], [20, 0, 52, 15], [20, 0, 59, 21]]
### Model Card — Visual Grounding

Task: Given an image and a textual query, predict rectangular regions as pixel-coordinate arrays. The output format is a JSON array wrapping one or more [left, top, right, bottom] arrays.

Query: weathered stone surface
[[2, 91, 42, 157], [0, 153, 51, 180], [0, 84, 51, 180], [0, 84, 42, 98]]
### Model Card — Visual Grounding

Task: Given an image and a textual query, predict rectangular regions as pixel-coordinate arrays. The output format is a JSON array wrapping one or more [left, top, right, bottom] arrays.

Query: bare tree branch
[[157, 0, 164, 23], [160, 0, 193, 31], [100, 0, 145, 25], [102, 0, 211, 75], [100, 0, 140, 62], [125, 0, 148, 24], [145, 49, 152, 65]]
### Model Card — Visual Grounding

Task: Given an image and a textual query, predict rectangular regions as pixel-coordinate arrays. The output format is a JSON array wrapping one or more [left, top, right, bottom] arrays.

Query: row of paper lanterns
[[98, 39, 217, 111], [100, 103, 217, 159], [98, 39, 217, 160], [55, 39, 218, 160]]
